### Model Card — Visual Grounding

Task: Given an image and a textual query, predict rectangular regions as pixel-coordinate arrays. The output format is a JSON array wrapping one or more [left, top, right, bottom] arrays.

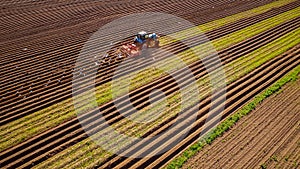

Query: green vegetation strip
[[159, 0, 297, 45], [111, 28, 300, 137], [34, 27, 300, 169], [164, 66, 300, 169], [1, 4, 300, 152]]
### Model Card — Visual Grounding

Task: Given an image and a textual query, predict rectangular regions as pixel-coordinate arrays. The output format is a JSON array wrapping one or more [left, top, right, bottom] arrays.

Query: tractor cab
[[134, 31, 148, 44]]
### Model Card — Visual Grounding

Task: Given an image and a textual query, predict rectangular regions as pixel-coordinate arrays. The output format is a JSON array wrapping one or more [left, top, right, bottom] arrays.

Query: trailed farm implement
[[95, 31, 160, 66]]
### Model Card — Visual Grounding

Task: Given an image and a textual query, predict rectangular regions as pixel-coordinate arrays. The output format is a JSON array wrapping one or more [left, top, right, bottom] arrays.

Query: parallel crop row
[[0, 0, 299, 168]]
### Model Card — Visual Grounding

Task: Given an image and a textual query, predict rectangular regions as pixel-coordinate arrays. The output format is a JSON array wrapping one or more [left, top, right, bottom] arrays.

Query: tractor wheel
[[154, 40, 159, 48], [141, 43, 148, 50], [148, 39, 159, 48], [148, 40, 154, 48]]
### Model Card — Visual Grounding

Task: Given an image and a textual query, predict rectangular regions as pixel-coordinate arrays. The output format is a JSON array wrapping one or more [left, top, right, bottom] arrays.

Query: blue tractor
[[133, 31, 160, 50]]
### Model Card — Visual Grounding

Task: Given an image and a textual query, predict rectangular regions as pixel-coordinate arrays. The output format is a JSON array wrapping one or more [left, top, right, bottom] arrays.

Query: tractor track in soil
[[183, 77, 300, 169], [0, 19, 299, 168], [0, 1, 299, 125]]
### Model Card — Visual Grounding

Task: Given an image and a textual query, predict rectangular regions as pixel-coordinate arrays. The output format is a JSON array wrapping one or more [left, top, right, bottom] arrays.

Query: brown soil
[[0, 0, 279, 123], [1, 0, 300, 168], [183, 77, 300, 169]]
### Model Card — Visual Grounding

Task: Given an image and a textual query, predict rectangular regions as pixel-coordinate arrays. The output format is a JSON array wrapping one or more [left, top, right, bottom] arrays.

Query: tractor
[[97, 31, 160, 66], [133, 31, 160, 50], [114, 31, 160, 59]]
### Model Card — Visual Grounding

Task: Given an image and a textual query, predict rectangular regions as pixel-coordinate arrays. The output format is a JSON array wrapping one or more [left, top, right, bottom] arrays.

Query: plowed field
[[0, 0, 299, 168], [183, 78, 300, 169]]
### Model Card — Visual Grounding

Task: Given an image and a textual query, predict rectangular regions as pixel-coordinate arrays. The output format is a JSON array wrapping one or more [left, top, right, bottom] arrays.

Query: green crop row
[[34, 26, 300, 169], [1, 2, 299, 152], [164, 64, 300, 169], [159, 0, 297, 45], [111, 28, 300, 137]]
